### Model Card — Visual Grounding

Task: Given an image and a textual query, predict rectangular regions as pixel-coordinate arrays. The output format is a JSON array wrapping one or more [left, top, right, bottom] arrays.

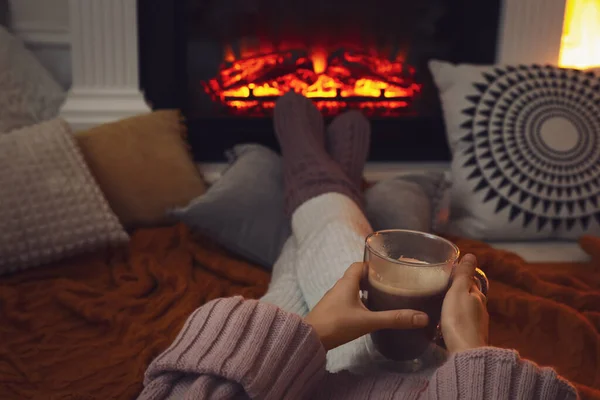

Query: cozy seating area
[[1, 0, 600, 399]]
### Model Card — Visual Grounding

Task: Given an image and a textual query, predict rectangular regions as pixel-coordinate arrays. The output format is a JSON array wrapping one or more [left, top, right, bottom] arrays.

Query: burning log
[[217, 51, 313, 90], [328, 53, 414, 88]]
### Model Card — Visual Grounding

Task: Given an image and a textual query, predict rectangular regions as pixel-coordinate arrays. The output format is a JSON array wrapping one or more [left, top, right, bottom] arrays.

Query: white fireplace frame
[[59, 0, 568, 180], [59, 0, 151, 129]]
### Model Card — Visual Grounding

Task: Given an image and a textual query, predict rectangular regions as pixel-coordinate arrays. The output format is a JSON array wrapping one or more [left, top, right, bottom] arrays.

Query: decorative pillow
[[0, 119, 128, 275], [0, 26, 65, 133], [171, 144, 290, 269], [75, 110, 207, 228], [366, 172, 450, 233], [430, 60, 600, 240]]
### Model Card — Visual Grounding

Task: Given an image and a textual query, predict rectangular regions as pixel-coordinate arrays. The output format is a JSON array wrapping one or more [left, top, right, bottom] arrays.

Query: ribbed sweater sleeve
[[138, 297, 326, 400], [138, 297, 578, 400], [427, 347, 579, 400]]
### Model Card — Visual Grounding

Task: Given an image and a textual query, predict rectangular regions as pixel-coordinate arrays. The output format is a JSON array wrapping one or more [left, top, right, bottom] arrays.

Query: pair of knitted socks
[[273, 92, 370, 214]]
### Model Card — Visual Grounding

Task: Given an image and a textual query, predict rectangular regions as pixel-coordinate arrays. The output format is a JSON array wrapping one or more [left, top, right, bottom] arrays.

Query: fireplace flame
[[559, 0, 600, 69], [310, 48, 328, 74], [203, 45, 421, 117], [223, 45, 236, 63]]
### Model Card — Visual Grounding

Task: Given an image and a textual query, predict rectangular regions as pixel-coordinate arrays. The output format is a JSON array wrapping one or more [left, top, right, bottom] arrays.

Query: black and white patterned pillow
[[430, 60, 600, 240]]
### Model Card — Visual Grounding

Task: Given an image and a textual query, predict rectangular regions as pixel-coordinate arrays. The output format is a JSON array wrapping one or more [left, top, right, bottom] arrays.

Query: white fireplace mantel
[[60, 0, 150, 130], [60, 0, 568, 150]]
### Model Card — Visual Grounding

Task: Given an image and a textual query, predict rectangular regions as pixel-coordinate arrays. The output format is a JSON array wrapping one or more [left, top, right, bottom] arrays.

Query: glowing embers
[[203, 47, 422, 117]]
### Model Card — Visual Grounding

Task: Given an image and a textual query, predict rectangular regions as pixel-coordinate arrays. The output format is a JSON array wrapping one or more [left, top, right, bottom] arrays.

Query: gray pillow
[[174, 144, 448, 268], [0, 118, 128, 275], [366, 172, 450, 233], [171, 144, 291, 269], [430, 60, 600, 240]]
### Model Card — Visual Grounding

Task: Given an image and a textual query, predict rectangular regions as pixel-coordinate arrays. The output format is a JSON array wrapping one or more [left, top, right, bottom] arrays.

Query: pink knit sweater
[[139, 297, 578, 399]]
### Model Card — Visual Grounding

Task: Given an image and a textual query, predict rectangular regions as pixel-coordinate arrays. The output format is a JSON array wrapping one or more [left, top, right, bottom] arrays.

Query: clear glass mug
[[362, 229, 488, 370]]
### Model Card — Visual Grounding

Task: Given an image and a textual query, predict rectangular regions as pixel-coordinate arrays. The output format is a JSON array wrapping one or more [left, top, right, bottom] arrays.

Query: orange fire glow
[[203, 46, 422, 117]]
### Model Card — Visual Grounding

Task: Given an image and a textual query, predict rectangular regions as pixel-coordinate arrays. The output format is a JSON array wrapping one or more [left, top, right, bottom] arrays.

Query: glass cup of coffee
[[362, 229, 486, 371]]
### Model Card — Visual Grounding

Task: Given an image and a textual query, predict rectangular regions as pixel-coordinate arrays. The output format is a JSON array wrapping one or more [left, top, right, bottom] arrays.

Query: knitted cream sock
[[326, 110, 371, 188], [274, 92, 363, 215]]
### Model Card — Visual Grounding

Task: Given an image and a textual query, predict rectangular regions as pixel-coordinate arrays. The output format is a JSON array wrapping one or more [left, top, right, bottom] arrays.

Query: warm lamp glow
[[558, 0, 600, 69]]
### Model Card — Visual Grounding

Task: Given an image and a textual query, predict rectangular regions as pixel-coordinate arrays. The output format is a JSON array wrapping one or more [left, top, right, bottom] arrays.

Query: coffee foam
[[367, 261, 450, 296]]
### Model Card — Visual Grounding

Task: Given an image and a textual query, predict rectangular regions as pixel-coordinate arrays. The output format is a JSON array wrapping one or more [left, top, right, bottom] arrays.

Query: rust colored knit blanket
[[0, 225, 270, 399], [0, 225, 599, 399], [454, 235, 600, 400]]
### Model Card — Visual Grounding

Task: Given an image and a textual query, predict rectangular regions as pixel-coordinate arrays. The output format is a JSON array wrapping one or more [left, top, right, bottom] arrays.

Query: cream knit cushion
[[0, 118, 128, 274]]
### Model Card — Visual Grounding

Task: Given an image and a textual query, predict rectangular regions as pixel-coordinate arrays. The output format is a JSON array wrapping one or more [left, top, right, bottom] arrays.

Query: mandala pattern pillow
[[430, 60, 600, 240]]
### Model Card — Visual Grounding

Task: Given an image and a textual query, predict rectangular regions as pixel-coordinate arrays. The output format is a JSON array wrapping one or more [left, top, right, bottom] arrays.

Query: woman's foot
[[326, 110, 371, 188], [273, 92, 362, 215]]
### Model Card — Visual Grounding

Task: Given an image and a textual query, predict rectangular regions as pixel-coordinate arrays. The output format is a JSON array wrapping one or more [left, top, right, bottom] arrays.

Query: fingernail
[[462, 254, 476, 264], [413, 313, 428, 326]]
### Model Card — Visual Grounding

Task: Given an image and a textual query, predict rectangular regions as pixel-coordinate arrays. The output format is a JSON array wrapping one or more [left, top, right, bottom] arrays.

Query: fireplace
[[139, 0, 501, 161], [201, 47, 421, 118]]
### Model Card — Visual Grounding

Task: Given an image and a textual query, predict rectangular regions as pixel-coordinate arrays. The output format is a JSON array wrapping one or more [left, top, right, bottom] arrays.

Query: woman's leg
[[258, 91, 331, 317], [259, 110, 371, 318], [293, 193, 376, 372], [260, 237, 309, 317], [292, 194, 370, 308], [293, 109, 372, 309], [273, 94, 375, 371]]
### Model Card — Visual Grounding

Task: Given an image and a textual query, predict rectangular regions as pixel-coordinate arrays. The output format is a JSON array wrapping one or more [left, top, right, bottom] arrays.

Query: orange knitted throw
[[0, 225, 598, 399]]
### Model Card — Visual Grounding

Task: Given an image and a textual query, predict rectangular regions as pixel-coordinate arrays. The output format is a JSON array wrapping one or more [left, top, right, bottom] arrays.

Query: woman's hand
[[304, 262, 429, 351], [441, 254, 489, 353]]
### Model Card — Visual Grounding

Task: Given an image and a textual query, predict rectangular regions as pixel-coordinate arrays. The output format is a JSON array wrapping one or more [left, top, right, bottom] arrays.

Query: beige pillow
[[0, 119, 128, 275], [75, 110, 207, 228]]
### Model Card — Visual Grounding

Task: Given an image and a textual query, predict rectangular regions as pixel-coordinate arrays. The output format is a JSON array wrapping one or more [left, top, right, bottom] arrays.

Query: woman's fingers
[[365, 309, 429, 331], [340, 262, 366, 291], [342, 262, 366, 280], [450, 254, 478, 293], [470, 282, 488, 304]]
